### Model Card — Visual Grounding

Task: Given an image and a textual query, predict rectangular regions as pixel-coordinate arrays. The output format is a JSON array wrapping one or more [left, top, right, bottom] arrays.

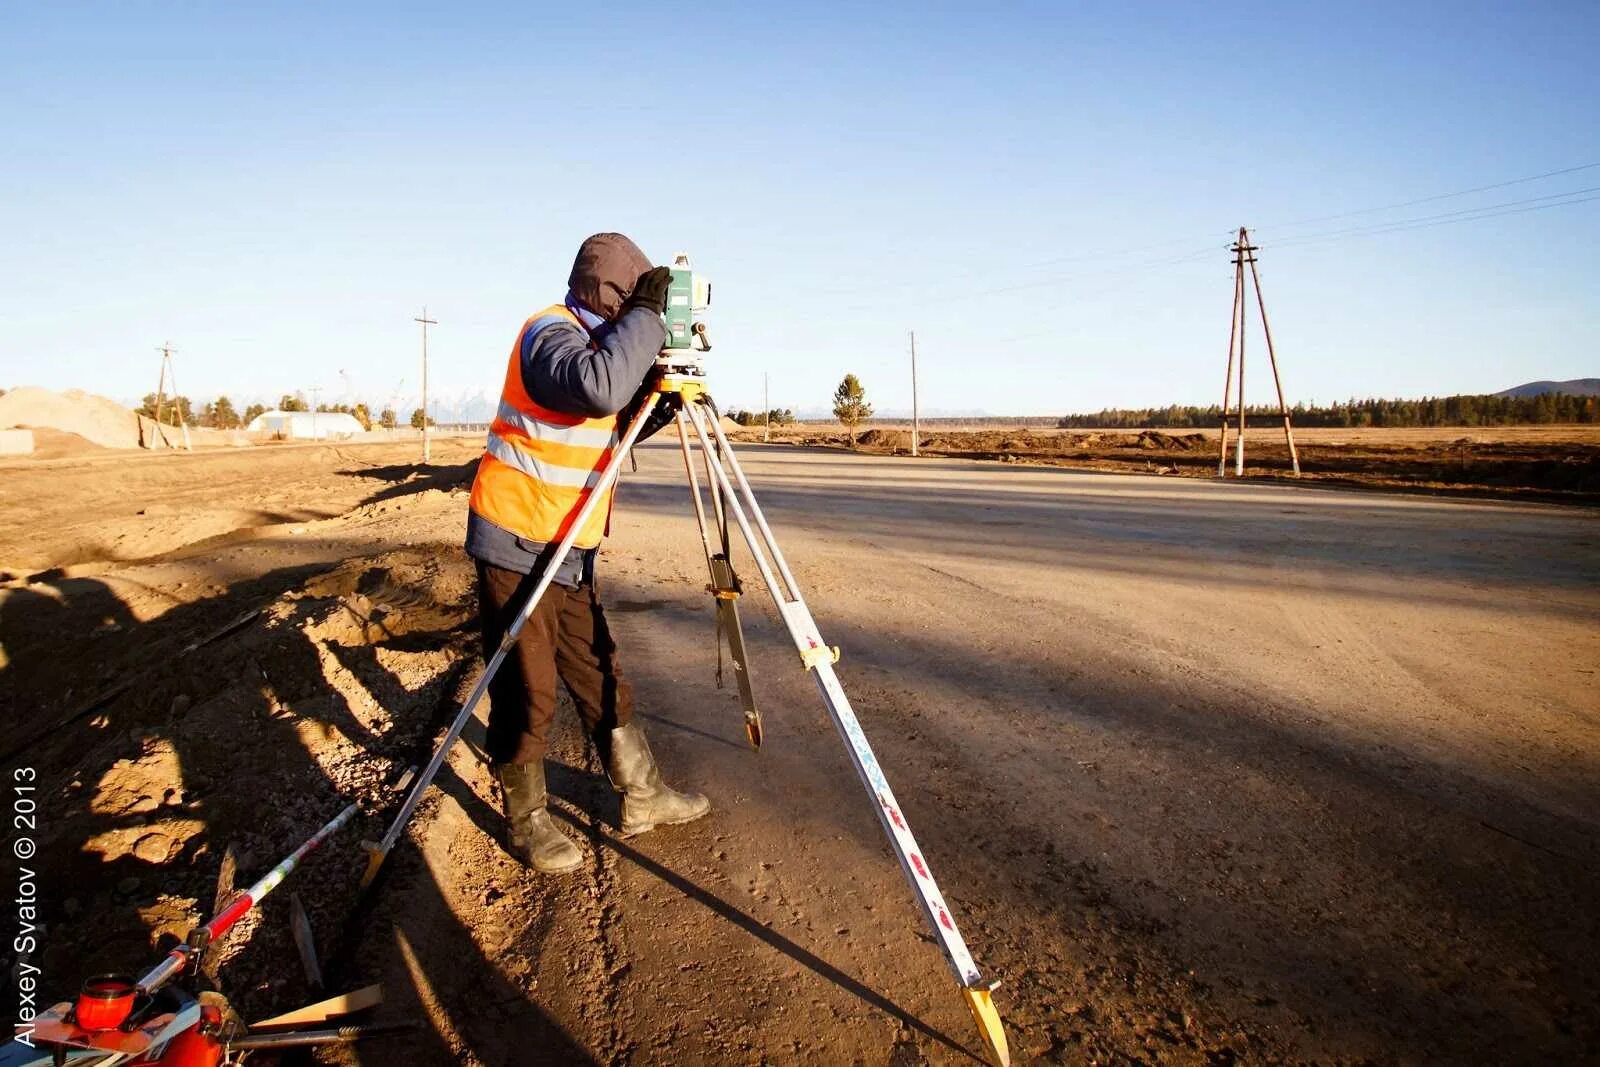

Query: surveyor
[[465, 232, 710, 874]]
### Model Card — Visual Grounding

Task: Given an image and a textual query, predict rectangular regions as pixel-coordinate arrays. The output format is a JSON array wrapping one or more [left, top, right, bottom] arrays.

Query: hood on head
[[567, 233, 653, 320]]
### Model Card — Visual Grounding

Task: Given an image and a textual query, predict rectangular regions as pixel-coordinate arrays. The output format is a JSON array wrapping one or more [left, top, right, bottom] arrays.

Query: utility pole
[[151, 344, 171, 449], [909, 330, 920, 458], [763, 372, 771, 443], [308, 387, 322, 442], [151, 343, 192, 451], [1217, 228, 1299, 477], [415, 307, 437, 463]]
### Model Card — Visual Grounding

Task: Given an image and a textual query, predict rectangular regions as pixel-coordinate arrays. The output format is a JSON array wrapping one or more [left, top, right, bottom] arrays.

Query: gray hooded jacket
[[465, 233, 667, 584]]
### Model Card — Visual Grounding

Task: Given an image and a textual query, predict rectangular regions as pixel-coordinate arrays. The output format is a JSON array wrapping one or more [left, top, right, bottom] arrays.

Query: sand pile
[[0, 386, 160, 449]]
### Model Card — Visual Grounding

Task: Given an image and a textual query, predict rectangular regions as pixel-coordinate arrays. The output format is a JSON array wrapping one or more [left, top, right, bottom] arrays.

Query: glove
[[622, 266, 672, 316], [639, 391, 683, 442], [618, 375, 682, 444]]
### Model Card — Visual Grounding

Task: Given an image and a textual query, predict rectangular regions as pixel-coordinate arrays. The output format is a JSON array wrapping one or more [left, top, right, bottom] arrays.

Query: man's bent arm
[[524, 308, 666, 417]]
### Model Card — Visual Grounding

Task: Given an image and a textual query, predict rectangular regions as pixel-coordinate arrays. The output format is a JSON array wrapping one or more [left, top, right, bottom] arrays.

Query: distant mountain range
[[1495, 378, 1600, 399]]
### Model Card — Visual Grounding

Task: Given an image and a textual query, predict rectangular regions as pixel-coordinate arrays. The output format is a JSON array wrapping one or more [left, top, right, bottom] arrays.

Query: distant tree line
[[136, 391, 400, 430], [725, 407, 796, 427], [1058, 392, 1600, 429]]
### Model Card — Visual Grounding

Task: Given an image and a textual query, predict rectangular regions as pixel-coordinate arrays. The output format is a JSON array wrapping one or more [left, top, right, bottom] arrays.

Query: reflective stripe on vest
[[467, 304, 621, 549], [483, 432, 610, 490], [492, 399, 619, 450]]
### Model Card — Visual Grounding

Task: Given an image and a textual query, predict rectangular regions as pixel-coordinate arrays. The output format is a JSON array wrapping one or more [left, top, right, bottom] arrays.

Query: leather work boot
[[495, 761, 583, 874], [604, 722, 712, 837]]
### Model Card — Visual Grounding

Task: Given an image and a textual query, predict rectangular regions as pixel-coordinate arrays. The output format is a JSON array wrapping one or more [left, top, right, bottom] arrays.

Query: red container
[[76, 974, 136, 1031], [152, 1005, 224, 1066]]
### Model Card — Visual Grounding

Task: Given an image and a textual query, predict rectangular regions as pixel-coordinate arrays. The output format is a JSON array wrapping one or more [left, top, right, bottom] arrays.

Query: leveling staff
[[465, 232, 710, 874]]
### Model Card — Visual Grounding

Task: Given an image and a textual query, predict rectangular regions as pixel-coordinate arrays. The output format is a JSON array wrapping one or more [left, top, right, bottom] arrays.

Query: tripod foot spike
[[962, 985, 1010, 1067], [358, 841, 385, 891]]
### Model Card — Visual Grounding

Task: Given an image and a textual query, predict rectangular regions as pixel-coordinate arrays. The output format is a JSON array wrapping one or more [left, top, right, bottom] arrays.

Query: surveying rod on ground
[[1, 801, 370, 1067], [140, 802, 359, 996]]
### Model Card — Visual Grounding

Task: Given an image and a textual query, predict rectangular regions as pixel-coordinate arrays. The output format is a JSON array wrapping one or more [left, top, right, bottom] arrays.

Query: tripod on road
[[362, 370, 1010, 1066]]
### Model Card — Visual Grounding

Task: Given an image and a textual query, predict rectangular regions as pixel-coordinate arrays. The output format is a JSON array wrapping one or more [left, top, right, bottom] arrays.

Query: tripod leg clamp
[[800, 644, 841, 670], [657, 374, 706, 401]]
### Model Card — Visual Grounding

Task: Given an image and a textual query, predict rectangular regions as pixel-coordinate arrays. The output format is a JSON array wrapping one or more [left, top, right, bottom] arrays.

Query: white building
[[246, 410, 365, 440]]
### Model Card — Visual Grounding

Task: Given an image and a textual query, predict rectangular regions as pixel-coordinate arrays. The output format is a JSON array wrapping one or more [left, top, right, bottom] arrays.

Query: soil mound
[[0, 386, 155, 449], [856, 428, 905, 448], [26, 427, 105, 459], [1136, 431, 1208, 451]]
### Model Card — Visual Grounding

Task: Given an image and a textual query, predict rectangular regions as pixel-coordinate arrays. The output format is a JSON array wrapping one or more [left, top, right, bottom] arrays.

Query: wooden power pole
[[763, 372, 771, 443], [909, 329, 920, 458], [151, 343, 192, 451], [414, 307, 437, 463], [1218, 228, 1299, 476]]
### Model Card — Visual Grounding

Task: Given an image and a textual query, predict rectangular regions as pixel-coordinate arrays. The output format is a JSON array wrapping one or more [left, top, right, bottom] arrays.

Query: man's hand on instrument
[[622, 266, 672, 316]]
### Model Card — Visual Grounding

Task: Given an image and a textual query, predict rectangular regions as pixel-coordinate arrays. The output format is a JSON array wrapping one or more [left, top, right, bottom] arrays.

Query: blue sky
[[1, 2, 1595, 417]]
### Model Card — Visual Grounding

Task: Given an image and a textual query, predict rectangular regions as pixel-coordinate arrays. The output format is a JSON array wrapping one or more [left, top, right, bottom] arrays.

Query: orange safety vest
[[468, 304, 619, 549]]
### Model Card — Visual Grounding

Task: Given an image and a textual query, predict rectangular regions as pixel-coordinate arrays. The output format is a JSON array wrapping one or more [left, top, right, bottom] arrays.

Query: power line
[[915, 188, 1600, 354], [1267, 187, 1600, 249], [822, 163, 1600, 302], [1256, 161, 1600, 232], [815, 231, 1233, 299], [836, 241, 1222, 313]]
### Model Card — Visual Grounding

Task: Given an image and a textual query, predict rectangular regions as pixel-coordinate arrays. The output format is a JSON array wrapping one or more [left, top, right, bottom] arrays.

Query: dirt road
[[2, 438, 1596, 1064]]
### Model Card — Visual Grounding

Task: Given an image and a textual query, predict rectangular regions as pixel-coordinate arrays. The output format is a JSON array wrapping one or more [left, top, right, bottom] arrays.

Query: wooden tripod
[[1218, 227, 1299, 476]]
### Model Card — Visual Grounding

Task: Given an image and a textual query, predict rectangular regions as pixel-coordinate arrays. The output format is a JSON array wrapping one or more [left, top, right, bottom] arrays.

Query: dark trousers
[[477, 561, 635, 765]]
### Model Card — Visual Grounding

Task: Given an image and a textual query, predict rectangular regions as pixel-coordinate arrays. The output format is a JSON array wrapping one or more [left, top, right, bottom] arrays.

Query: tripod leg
[[676, 410, 763, 749], [704, 424, 763, 747], [680, 400, 1009, 1066], [710, 554, 762, 748], [361, 396, 660, 888], [677, 411, 718, 570]]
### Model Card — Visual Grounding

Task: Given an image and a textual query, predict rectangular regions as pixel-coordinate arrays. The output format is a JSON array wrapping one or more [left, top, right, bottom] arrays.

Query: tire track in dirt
[[546, 728, 637, 1065]]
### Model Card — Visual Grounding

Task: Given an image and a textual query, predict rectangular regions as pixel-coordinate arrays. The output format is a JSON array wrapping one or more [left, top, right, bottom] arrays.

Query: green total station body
[[663, 254, 710, 351]]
